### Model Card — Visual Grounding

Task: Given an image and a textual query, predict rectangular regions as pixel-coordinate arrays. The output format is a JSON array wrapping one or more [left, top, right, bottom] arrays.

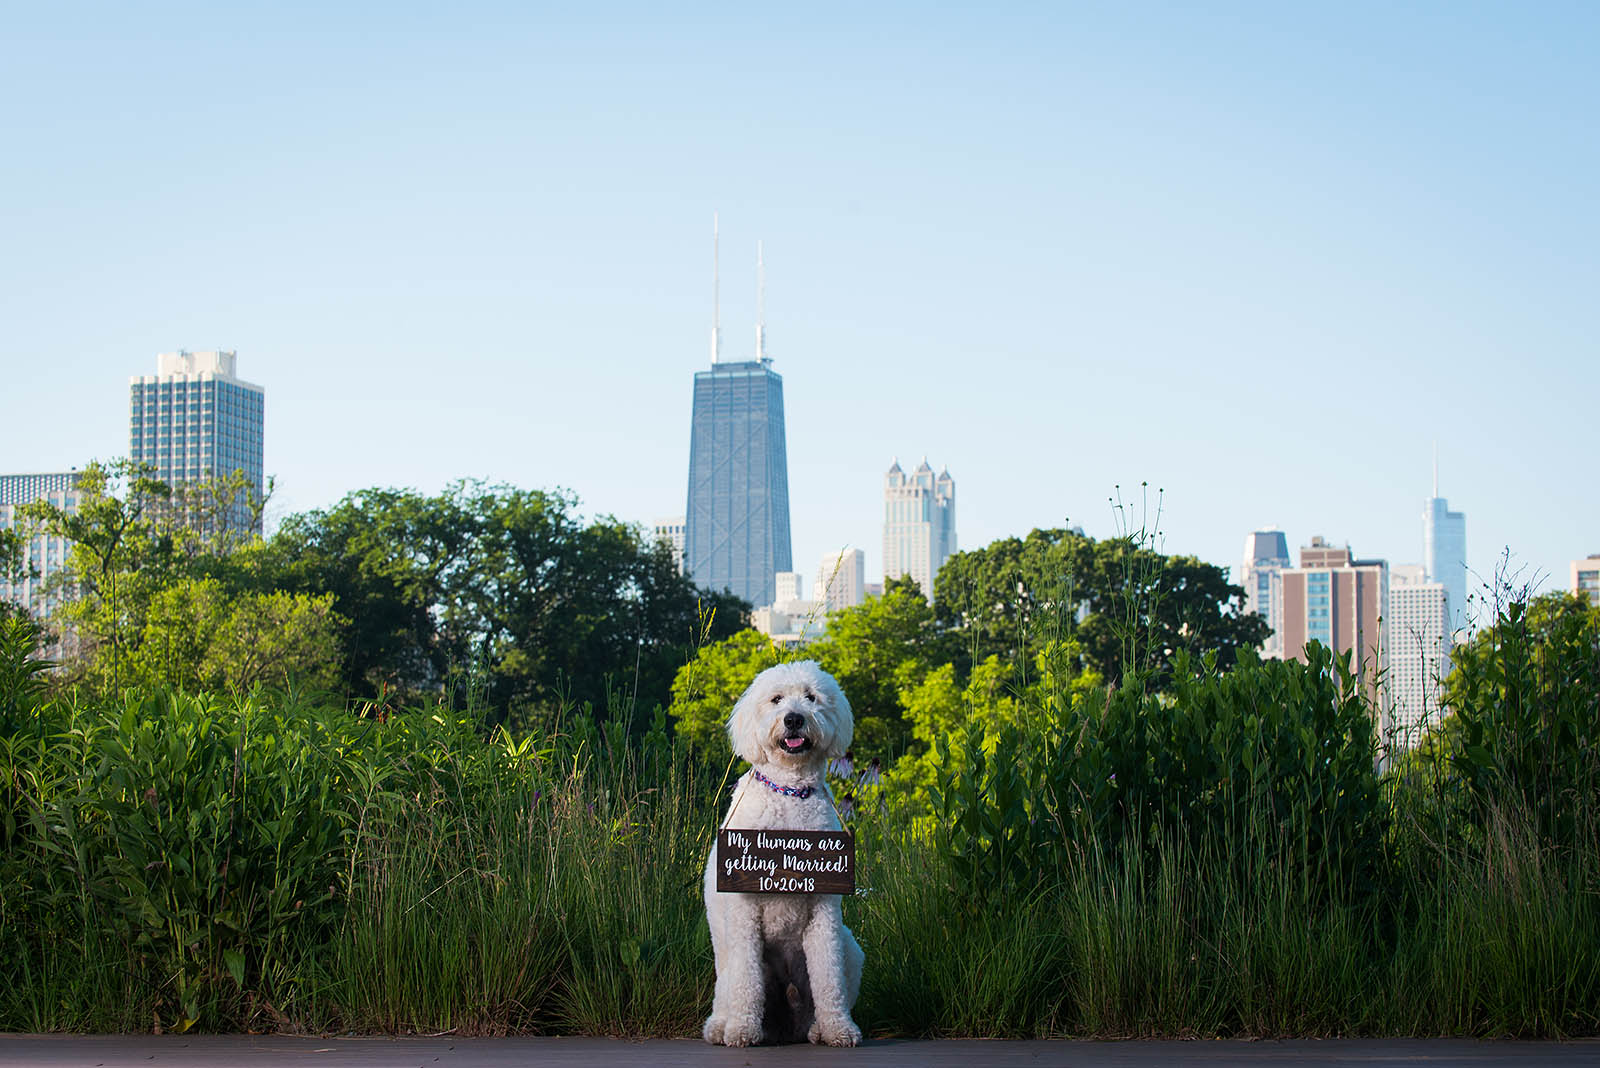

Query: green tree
[[121, 574, 342, 694], [271, 482, 748, 722], [1074, 540, 1269, 686], [1443, 590, 1600, 844], [666, 627, 785, 756], [267, 487, 466, 698], [432, 482, 748, 723], [203, 588, 342, 692], [0, 523, 28, 621], [0, 525, 26, 588], [21, 459, 176, 691], [21, 461, 334, 695], [886, 642, 1103, 806], [933, 526, 1266, 689], [808, 575, 955, 755], [932, 528, 1094, 672]]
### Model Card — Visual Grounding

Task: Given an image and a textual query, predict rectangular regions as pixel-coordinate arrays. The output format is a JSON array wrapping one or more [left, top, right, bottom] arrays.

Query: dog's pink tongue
[[784, 737, 805, 750]]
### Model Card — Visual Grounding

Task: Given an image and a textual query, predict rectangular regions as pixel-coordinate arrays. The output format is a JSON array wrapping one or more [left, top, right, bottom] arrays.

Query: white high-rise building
[[814, 549, 866, 614], [129, 350, 266, 534], [1386, 563, 1452, 750], [1241, 529, 1291, 658], [1423, 466, 1467, 636], [652, 515, 686, 574], [883, 458, 956, 601], [774, 571, 807, 603], [0, 472, 82, 621]]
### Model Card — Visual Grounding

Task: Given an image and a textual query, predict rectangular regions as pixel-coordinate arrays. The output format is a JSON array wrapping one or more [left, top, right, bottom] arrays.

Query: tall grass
[[3, 618, 1597, 1038], [0, 685, 727, 1036], [848, 800, 1599, 1039]]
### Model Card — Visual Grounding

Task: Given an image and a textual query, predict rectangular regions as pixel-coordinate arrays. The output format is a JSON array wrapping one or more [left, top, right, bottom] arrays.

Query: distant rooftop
[[133, 349, 263, 391]]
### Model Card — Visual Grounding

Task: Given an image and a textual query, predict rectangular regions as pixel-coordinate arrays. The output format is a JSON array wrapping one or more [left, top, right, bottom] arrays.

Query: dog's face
[[727, 660, 853, 768]]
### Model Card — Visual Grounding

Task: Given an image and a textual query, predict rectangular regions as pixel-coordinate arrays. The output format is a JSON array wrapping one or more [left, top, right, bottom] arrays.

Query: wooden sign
[[716, 829, 855, 894]]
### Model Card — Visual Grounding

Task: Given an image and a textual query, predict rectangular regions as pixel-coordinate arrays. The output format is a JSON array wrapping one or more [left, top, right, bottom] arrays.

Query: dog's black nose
[[783, 711, 804, 730]]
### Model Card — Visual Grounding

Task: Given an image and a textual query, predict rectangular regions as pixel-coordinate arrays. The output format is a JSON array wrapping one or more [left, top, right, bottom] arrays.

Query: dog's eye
[[805, 691, 817, 703], [770, 695, 782, 705]]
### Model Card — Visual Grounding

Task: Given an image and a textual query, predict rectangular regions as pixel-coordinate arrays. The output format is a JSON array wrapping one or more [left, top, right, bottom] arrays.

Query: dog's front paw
[[808, 1014, 862, 1047], [702, 1015, 725, 1045], [719, 1017, 764, 1047]]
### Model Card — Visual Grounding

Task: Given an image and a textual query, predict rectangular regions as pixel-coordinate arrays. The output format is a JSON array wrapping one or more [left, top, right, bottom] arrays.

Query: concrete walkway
[[2, 1036, 1599, 1068]]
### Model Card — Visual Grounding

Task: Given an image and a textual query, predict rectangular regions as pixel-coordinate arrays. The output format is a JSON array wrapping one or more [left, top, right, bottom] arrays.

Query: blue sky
[[4, 2, 1596, 616]]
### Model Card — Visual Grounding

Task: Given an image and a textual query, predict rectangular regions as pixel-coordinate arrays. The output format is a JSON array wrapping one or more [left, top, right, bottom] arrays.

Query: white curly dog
[[702, 660, 864, 1047]]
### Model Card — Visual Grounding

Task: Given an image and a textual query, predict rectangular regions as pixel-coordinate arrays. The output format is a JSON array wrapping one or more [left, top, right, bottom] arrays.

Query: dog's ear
[[726, 673, 770, 765], [818, 669, 853, 757]]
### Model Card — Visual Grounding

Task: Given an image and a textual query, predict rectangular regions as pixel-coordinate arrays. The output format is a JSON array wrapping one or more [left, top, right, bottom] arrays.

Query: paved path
[[2, 1036, 1599, 1068]]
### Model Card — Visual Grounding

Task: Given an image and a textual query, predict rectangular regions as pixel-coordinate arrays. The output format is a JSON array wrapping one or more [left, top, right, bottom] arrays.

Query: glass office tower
[[684, 357, 792, 607], [129, 350, 265, 534]]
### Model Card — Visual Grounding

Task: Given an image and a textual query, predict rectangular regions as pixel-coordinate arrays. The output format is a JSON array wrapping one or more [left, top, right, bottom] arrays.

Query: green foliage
[[0, 526, 26, 588], [808, 575, 954, 755], [0, 615, 52, 735], [889, 649, 1101, 807], [20, 459, 173, 690], [667, 513, 1263, 777], [270, 482, 749, 720], [1443, 590, 1600, 846], [265, 486, 463, 698], [17, 461, 328, 697], [3, 678, 1598, 1039], [9, 470, 1598, 1039], [933, 523, 1268, 690], [22, 466, 745, 721], [930, 645, 1384, 898], [119, 576, 343, 694], [0, 684, 727, 1035], [666, 628, 783, 757]]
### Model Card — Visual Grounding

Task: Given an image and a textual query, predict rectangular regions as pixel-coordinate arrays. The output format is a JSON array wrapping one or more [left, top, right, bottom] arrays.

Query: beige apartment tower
[[1573, 555, 1600, 607], [883, 458, 956, 601], [1279, 536, 1388, 702]]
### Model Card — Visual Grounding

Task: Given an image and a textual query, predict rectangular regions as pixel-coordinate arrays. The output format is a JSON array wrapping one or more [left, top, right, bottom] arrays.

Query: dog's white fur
[[702, 660, 864, 1047]]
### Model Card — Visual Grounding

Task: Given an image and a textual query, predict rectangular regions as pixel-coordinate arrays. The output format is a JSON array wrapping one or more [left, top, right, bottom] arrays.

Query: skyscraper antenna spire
[[711, 212, 722, 365], [1433, 440, 1439, 498], [755, 240, 767, 361]]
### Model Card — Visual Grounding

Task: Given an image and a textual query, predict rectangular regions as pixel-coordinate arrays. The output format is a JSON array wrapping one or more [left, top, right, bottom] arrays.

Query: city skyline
[[4, 5, 1596, 598]]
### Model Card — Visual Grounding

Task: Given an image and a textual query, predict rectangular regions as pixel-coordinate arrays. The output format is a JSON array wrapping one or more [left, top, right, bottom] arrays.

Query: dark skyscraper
[[684, 219, 792, 606], [684, 357, 792, 607]]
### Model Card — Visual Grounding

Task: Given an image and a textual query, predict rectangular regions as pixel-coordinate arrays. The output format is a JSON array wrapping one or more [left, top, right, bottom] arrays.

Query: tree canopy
[[268, 482, 748, 722], [933, 526, 1267, 686], [670, 524, 1269, 772], [17, 461, 332, 693], [19, 464, 748, 722]]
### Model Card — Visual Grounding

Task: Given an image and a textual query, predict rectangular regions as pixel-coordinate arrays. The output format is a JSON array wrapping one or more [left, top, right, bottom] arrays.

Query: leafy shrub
[[933, 644, 1384, 897], [1444, 593, 1600, 847], [0, 615, 50, 736]]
